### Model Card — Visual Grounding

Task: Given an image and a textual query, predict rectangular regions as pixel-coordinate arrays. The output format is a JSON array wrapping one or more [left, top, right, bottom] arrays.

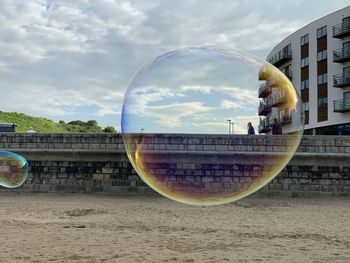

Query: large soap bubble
[[0, 151, 28, 188], [122, 46, 303, 206]]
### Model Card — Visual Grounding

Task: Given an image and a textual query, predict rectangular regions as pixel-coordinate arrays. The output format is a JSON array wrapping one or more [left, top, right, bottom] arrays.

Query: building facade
[[260, 6, 350, 135]]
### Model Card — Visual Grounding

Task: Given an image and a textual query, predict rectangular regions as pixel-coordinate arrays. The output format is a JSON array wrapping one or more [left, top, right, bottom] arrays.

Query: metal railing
[[270, 92, 286, 107], [333, 46, 350, 63], [334, 98, 350, 112], [333, 72, 350, 87], [258, 101, 272, 116], [268, 49, 292, 66], [280, 115, 292, 125], [258, 113, 292, 132], [333, 20, 350, 38], [258, 117, 271, 133]]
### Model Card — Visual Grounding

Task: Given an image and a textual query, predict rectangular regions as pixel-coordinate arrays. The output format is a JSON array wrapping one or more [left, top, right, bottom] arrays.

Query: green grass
[[0, 112, 116, 133]]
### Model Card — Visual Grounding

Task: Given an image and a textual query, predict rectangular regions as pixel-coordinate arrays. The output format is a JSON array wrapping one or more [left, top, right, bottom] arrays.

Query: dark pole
[[226, 120, 231, 134]]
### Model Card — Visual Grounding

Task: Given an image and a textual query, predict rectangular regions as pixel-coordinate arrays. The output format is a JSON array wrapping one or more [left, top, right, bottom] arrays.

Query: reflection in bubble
[[122, 46, 303, 206], [0, 151, 28, 188]]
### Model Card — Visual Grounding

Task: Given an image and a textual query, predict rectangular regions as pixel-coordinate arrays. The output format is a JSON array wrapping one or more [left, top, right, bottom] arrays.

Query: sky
[[0, 0, 349, 133], [122, 47, 269, 134]]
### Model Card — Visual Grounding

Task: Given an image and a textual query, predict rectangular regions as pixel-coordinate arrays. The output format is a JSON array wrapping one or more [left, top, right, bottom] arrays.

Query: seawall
[[1, 133, 350, 197]]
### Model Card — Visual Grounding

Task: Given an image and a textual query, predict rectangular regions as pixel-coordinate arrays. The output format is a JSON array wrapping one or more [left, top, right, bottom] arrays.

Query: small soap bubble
[[0, 151, 28, 188], [122, 46, 303, 206]]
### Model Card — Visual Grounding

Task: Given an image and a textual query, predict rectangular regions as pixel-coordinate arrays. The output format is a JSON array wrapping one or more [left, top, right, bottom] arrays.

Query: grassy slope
[[0, 112, 97, 133]]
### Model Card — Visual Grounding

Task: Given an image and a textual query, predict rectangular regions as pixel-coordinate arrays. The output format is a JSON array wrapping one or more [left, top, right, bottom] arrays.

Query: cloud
[[221, 99, 241, 110], [146, 102, 212, 127], [181, 85, 212, 94], [0, 0, 349, 129], [216, 86, 257, 104]]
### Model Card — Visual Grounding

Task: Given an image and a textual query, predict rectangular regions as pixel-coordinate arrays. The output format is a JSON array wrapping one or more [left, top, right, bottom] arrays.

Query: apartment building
[[259, 6, 350, 135]]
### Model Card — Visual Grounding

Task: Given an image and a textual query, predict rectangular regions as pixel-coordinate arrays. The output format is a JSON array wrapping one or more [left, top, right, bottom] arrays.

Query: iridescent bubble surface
[[122, 46, 303, 206], [0, 151, 28, 188]]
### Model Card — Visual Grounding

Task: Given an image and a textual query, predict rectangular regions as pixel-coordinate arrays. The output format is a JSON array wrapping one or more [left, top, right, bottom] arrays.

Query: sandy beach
[[0, 193, 349, 263]]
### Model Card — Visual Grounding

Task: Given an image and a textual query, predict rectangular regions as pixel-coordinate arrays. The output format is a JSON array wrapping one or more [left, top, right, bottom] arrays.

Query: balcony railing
[[268, 50, 292, 67], [270, 92, 287, 107], [333, 46, 350, 63], [333, 72, 350, 88], [258, 114, 291, 133], [258, 101, 271, 116], [280, 115, 292, 125], [334, 98, 350, 112], [258, 117, 271, 133], [333, 20, 350, 38], [258, 83, 272, 98]]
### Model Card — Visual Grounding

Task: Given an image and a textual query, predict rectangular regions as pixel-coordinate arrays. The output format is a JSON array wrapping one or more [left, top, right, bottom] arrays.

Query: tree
[[103, 126, 117, 133], [86, 120, 98, 127]]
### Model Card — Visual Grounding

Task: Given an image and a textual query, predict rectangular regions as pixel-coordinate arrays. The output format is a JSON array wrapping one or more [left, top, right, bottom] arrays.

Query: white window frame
[[317, 50, 327, 62], [302, 102, 309, 111], [317, 74, 328, 85], [300, 34, 309, 46], [318, 97, 328, 108], [301, 57, 309, 68], [301, 79, 309, 90], [317, 26, 327, 38]]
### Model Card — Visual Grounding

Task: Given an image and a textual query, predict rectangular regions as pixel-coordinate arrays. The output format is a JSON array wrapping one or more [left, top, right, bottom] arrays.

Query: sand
[[0, 193, 349, 263]]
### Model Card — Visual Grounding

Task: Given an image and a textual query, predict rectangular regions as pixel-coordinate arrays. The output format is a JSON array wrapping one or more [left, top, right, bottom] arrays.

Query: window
[[300, 34, 309, 46], [282, 44, 291, 55], [318, 97, 328, 108], [317, 73, 327, 85], [343, 16, 350, 25], [344, 91, 350, 100], [301, 79, 309, 90], [317, 26, 327, 38], [302, 102, 309, 111], [343, 67, 350, 84], [281, 65, 292, 78], [301, 57, 309, 68], [344, 66, 350, 76], [317, 50, 327, 61]]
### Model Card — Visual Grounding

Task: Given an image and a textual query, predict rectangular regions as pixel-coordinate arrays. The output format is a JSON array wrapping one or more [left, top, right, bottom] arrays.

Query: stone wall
[[0, 133, 349, 197]]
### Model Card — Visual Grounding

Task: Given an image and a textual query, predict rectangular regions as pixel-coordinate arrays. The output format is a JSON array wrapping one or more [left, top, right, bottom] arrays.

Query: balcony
[[258, 101, 271, 116], [280, 114, 292, 125], [334, 98, 350, 112], [333, 72, 350, 88], [268, 50, 292, 67], [258, 83, 272, 98], [270, 92, 287, 108], [333, 20, 350, 38], [258, 118, 271, 133], [333, 46, 350, 63]]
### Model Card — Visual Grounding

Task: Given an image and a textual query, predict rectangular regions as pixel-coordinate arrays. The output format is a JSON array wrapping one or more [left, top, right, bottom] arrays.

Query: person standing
[[272, 118, 282, 135], [247, 122, 255, 135]]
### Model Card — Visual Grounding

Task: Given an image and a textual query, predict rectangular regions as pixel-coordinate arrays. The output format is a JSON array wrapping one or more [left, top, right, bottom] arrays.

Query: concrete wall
[[1, 133, 350, 197]]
